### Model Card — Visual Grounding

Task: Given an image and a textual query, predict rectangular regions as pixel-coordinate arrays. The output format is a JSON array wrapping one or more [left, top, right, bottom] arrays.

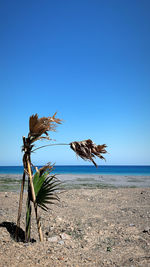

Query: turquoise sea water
[[0, 166, 150, 191], [0, 165, 150, 175]]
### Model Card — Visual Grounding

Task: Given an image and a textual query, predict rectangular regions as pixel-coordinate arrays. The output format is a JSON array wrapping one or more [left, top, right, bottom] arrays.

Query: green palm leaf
[[31, 172, 60, 211]]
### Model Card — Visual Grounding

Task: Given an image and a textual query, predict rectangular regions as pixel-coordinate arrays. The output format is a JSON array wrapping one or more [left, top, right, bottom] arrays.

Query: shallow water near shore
[[0, 173, 150, 192]]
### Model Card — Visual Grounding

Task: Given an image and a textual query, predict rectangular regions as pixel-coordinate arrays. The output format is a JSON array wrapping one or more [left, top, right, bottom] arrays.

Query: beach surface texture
[[0, 184, 150, 266]]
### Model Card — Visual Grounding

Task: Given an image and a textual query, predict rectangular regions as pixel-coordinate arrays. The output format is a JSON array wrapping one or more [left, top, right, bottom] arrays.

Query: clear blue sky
[[0, 0, 150, 166]]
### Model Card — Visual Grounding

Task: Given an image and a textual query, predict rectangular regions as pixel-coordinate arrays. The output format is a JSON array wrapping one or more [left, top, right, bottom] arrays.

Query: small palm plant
[[15, 113, 107, 242]]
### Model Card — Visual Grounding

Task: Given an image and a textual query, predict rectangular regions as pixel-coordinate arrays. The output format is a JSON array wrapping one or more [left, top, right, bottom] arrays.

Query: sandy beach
[[0, 186, 150, 266]]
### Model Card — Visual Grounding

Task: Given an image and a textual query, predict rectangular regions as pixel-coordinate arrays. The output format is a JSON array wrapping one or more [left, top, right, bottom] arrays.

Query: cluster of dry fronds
[[70, 139, 107, 167], [29, 112, 62, 141]]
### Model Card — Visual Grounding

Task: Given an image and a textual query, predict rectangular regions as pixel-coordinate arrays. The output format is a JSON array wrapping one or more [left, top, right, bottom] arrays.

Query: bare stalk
[[15, 171, 26, 241], [27, 158, 43, 242], [25, 188, 31, 242], [32, 143, 69, 152]]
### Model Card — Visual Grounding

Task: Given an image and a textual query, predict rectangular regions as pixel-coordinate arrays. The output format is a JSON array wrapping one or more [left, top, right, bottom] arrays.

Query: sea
[[0, 165, 150, 191], [0, 165, 150, 175]]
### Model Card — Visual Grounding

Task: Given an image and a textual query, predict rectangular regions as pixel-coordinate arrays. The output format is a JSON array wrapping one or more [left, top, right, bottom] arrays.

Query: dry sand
[[0, 187, 150, 266]]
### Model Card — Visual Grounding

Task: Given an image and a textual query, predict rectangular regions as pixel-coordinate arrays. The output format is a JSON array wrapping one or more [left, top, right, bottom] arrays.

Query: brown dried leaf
[[70, 139, 107, 167], [38, 163, 54, 176], [29, 113, 62, 141]]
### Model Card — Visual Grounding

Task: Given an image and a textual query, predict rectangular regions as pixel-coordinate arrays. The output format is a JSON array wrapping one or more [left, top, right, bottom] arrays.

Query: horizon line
[[0, 165, 150, 167]]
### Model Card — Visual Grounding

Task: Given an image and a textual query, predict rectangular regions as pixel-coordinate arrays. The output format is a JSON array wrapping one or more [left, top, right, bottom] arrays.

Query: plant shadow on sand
[[0, 222, 36, 243]]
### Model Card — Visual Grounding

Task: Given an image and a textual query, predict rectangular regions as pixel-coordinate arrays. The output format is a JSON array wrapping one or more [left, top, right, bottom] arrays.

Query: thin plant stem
[[27, 158, 43, 242], [15, 171, 25, 241], [32, 143, 69, 152], [25, 189, 31, 242]]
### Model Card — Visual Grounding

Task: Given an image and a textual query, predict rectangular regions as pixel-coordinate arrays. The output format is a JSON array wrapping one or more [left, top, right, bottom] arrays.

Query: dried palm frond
[[29, 112, 62, 142], [70, 139, 107, 167], [38, 163, 54, 176]]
